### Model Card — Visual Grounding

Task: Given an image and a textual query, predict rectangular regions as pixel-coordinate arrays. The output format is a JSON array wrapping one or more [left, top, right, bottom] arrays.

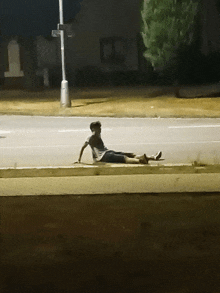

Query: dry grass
[[1, 87, 220, 117]]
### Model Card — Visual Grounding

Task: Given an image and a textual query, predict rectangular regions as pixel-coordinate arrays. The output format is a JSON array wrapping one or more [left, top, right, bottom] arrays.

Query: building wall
[[4, 39, 24, 78], [200, 0, 220, 55], [3, 0, 220, 88], [36, 36, 59, 69], [0, 41, 5, 81], [1, 36, 59, 88], [66, 0, 142, 71], [1, 38, 24, 88], [0, 0, 143, 88]]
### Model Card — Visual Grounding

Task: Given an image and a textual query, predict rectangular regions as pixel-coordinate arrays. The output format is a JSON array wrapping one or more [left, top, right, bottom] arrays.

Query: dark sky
[[0, 0, 82, 37], [1, 0, 220, 38]]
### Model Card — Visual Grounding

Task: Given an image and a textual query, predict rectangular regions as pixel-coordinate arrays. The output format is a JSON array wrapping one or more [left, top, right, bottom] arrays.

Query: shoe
[[139, 154, 149, 164], [154, 151, 162, 160]]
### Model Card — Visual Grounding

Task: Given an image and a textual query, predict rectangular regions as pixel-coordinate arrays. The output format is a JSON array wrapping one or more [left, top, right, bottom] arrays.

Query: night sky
[[0, 0, 82, 37], [1, 0, 220, 38]]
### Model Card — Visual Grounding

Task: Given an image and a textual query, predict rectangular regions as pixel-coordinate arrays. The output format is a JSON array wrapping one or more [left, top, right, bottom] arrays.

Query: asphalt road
[[1, 116, 220, 168]]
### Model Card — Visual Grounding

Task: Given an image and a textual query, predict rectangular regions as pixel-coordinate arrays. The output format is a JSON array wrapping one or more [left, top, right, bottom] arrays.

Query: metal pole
[[59, 0, 71, 107]]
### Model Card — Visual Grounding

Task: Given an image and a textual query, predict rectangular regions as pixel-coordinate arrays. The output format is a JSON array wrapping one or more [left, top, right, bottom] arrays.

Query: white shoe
[[154, 151, 162, 160]]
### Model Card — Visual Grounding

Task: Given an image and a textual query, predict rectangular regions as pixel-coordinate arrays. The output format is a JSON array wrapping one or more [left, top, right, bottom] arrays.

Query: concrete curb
[[1, 163, 220, 178], [1, 164, 220, 196]]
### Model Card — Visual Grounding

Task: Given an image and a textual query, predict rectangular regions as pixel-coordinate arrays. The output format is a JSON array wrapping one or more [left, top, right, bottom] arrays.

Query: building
[[66, 0, 142, 71], [1, 0, 220, 88], [0, 0, 146, 88], [0, 35, 59, 89], [199, 0, 220, 55]]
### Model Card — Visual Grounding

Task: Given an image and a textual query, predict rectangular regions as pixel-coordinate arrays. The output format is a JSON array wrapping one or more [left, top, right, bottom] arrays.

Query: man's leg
[[135, 151, 162, 161], [147, 151, 162, 161], [100, 151, 126, 163], [101, 151, 143, 164], [124, 157, 140, 164], [101, 151, 162, 164], [113, 152, 136, 158], [123, 152, 136, 158], [113, 152, 146, 164]]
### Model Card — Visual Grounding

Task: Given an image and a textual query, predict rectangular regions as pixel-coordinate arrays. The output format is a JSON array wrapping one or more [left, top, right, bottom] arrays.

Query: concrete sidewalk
[[1, 163, 220, 195]]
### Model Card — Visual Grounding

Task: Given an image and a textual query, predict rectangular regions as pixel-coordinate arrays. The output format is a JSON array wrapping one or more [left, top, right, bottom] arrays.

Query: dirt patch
[[1, 87, 220, 117], [1, 194, 220, 292]]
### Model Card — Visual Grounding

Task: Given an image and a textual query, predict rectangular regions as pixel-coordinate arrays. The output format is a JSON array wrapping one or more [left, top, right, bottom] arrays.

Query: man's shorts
[[100, 151, 126, 163]]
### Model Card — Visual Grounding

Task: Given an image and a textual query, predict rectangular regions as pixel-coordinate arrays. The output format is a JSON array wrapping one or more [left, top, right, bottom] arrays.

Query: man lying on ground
[[77, 121, 162, 164]]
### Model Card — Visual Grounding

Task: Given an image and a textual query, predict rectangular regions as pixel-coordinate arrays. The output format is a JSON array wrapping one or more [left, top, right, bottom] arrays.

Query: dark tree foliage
[[141, 0, 198, 71]]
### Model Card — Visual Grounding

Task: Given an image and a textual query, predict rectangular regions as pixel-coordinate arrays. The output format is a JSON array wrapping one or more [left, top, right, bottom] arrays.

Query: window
[[100, 37, 126, 64]]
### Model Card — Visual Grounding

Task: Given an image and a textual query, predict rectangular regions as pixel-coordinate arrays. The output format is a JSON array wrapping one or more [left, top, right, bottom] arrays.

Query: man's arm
[[78, 141, 89, 163]]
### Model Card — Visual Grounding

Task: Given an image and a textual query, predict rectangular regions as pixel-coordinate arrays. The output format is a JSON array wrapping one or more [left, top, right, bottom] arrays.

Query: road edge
[[1, 164, 220, 195]]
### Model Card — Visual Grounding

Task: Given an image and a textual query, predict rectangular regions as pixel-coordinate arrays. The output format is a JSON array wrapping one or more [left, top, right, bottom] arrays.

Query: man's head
[[90, 121, 101, 134]]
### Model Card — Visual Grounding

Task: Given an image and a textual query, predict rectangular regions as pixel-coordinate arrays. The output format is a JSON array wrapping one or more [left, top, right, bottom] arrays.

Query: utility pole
[[52, 0, 71, 107]]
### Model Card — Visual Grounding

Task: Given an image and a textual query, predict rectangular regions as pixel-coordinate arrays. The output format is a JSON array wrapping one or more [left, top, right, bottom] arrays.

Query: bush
[[75, 66, 108, 86], [141, 0, 198, 69]]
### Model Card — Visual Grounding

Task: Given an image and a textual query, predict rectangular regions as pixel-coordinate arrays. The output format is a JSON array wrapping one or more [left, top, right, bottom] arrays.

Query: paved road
[[1, 116, 220, 168]]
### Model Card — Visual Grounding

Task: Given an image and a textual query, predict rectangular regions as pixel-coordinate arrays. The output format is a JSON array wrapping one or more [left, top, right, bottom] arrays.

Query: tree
[[140, 0, 198, 70]]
